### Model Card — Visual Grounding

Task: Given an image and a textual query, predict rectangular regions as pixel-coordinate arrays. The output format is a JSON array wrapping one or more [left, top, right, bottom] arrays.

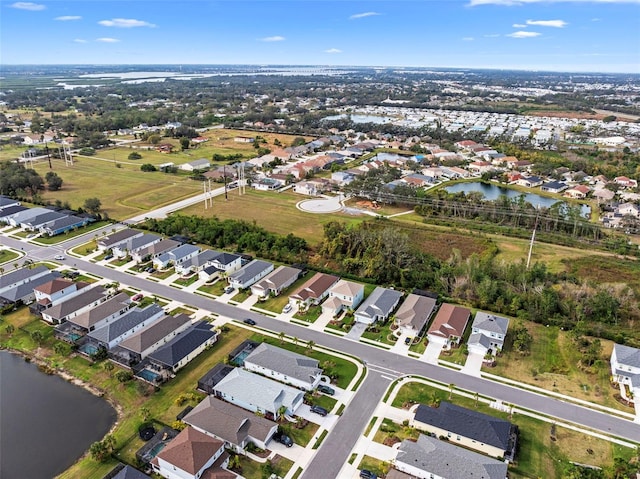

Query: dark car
[[360, 470, 377, 479], [104, 254, 113, 261], [405, 337, 413, 345], [275, 433, 293, 448], [317, 384, 335, 396], [243, 318, 256, 326], [310, 405, 328, 416]]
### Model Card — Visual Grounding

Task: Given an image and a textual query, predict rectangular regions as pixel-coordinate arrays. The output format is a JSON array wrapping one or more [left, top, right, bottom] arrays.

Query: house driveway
[[308, 309, 335, 331], [461, 351, 484, 376], [346, 322, 368, 341], [421, 341, 443, 364], [296, 404, 339, 429]]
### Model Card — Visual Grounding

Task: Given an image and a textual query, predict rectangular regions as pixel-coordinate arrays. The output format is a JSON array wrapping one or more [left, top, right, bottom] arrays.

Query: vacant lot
[[30, 156, 202, 220]]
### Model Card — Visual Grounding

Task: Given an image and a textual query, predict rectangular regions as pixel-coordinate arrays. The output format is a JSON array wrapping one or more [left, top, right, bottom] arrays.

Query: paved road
[[3, 234, 640, 477]]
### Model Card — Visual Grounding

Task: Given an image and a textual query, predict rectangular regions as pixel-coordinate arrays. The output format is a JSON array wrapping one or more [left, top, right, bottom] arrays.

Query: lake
[[0, 351, 117, 479], [444, 182, 591, 217], [321, 113, 396, 124]]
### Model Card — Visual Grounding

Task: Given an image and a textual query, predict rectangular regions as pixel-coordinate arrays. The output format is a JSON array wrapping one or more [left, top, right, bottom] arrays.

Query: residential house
[[0, 265, 51, 296], [468, 161, 493, 175], [183, 396, 278, 453], [41, 285, 108, 324], [175, 250, 221, 276], [146, 321, 218, 374], [112, 233, 162, 259], [322, 280, 365, 316], [611, 344, 640, 401], [212, 368, 304, 420], [593, 188, 615, 203], [8, 207, 51, 227], [331, 171, 355, 185], [564, 185, 591, 199], [288, 272, 340, 309], [97, 229, 144, 252], [394, 434, 509, 479], [153, 244, 200, 270], [109, 313, 192, 366], [107, 464, 151, 479], [516, 176, 543, 188], [0, 205, 28, 224], [33, 277, 82, 308], [198, 252, 243, 281], [243, 342, 323, 391], [151, 426, 227, 479], [253, 178, 282, 191], [55, 292, 131, 341], [394, 294, 437, 338], [86, 304, 165, 350], [21, 211, 65, 231], [228, 260, 274, 290], [426, 303, 471, 348], [540, 181, 568, 194], [0, 268, 61, 307], [0, 195, 20, 209], [440, 166, 470, 179], [293, 180, 324, 196], [179, 158, 211, 171], [411, 402, 517, 459], [354, 286, 403, 325], [404, 174, 433, 188], [468, 311, 510, 356], [618, 202, 640, 218], [131, 238, 181, 264], [615, 176, 638, 189], [250, 266, 302, 298], [40, 215, 93, 236]]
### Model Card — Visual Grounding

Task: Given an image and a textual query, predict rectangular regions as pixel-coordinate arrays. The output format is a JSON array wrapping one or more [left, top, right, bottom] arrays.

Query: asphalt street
[[2, 233, 639, 479]]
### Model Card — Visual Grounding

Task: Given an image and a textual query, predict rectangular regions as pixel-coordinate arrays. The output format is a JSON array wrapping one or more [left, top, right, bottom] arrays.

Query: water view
[[321, 113, 396, 124], [444, 182, 591, 217], [0, 351, 116, 479]]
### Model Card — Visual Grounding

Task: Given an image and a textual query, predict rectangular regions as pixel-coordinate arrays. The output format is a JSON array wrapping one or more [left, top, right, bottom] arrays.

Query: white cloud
[[507, 30, 542, 37], [96, 37, 120, 43], [526, 19, 568, 27], [470, 0, 639, 5], [98, 18, 156, 28], [324, 48, 342, 53], [56, 15, 82, 21], [260, 35, 285, 42], [73, 38, 87, 43], [512, 23, 527, 27], [350, 12, 381, 19], [10, 2, 45, 11], [462, 37, 475, 41]]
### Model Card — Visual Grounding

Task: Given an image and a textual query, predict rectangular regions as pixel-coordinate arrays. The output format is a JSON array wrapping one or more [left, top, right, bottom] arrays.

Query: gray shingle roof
[[414, 402, 513, 451], [110, 464, 151, 479], [244, 343, 321, 384], [472, 312, 509, 336], [183, 396, 276, 446], [44, 285, 107, 321], [253, 266, 301, 291], [0, 271, 61, 302], [88, 303, 163, 344], [181, 250, 221, 269], [396, 434, 508, 479], [67, 292, 131, 329], [147, 321, 217, 368], [117, 313, 191, 353], [394, 294, 437, 331], [229, 260, 273, 284], [0, 265, 49, 290], [98, 229, 141, 248], [615, 344, 640, 369], [355, 286, 403, 320]]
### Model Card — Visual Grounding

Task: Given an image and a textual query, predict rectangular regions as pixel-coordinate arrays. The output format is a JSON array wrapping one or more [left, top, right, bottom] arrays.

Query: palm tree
[[103, 434, 116, 454], [53, 342, 66, 356], [306, 340, 315, 352], [5, 324, 15, 336], [474, 391, 479, 408], [278, 331, 285, 344], [31, 330, 43, 345], [293, 336, 299, 347], [448, 383, 455, 400], [103, 361, 114, 376], [140, 407, 151, 422]]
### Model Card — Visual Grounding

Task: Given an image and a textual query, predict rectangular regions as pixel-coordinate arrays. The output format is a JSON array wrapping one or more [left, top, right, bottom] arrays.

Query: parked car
[[282, 303, 292, 314], [224, 286, 235, 294], [310, 405, 328, 416], [104, 254, 113, 261], [274, 433, 293, 448], [243, 318, 256, 326], [147, 268, 156, 274], [54, 255, 65, 260], [132, 293, 143, 302], [317, 384, 335, 396], [26, 233, 37, 239], [359, 470, 377, 479], [405, 337, 413, 345]]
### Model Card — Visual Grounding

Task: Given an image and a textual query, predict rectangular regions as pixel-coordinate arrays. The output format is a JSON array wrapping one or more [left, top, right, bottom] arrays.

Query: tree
[[83, 197, 102, 214], [148, 134, 161, 145], [89, 440, 109, 462], [115, 370, 133, 383], [53, 342, 66, 355], [278, 331, 286, 344], [45, 171, 63, 191], [140, 163, 157, 172], [306, 340, 315, 352], [128, 151, 142, 160], [5, 324, 15, 336], [291, 136, 306, 147], [140, 406, 151, 422], [180, 136, 190, 150], [103, 361, 114, 376], [31, 330, 43, 344]]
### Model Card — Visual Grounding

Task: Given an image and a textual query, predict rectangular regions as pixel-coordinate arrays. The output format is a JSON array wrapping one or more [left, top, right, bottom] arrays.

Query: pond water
[[0, 351, 117, 479], [444, 182, 591, 217], [321, 114, 396, 124]]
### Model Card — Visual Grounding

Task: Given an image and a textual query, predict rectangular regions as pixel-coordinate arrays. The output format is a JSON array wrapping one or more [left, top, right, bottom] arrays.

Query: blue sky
[[1, 0, 639, 73]]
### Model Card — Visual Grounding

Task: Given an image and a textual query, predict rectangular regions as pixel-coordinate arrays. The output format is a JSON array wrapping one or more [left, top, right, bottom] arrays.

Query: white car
[[54, 255, 65, 260], [282, 303, 293, 314]]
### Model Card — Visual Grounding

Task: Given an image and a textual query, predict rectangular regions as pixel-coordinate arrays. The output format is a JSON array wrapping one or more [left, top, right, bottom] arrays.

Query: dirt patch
[[356, 200, 380, 209], [527, 110, 605, 120]]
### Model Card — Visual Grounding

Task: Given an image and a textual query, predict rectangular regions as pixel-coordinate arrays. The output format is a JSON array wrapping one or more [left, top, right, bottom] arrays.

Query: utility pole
[[526, 212, 539, 269], [223, 165, 228, 200]]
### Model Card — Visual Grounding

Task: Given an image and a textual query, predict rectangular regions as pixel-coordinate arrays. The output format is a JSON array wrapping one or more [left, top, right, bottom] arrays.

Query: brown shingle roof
[[154, 426, 223, 475], [428, 303, 470, 339], [34, 278, 75, 295], [289, 272, 339, 302]]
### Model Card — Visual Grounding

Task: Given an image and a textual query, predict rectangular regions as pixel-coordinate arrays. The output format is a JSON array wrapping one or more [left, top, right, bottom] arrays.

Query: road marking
[[367, 363, 403, 376], [380, 375, 396, 381]]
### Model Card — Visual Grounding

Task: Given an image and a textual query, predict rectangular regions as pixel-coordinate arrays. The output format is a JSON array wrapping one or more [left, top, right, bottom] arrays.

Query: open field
[[391, 380, 633, 479], [28, 156, 202, 220], [487, 323, 625, 412]]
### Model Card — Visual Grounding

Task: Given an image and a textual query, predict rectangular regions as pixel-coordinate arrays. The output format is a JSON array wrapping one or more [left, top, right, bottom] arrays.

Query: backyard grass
[[250, 333, 358, 389], [390, 380, 634, 479], [29, 156, 202, 221], [487, 323, 624, 412], [70, 241, 96, 256]]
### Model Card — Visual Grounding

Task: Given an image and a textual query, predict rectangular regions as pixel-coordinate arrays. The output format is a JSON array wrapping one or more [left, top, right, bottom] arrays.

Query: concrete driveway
[[421, 340, 443, 364], [346, 322, 368, 340], [462, 351, 484, 376]]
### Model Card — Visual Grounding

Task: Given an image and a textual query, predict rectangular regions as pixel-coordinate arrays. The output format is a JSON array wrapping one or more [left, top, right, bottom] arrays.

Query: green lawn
[[372, 418, 420, 445], [357, 455, 390, 478], [173, 275, 199, 287], [361, 320, 398, 346], [0, 248, 20, 266], [256, 274, 310, 313], [197, 280, 225, 296], [293, 305, 324, 324], [233, 454, 294, 479], [283, 420, 320, 447], [390, 381, 633, 479]]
